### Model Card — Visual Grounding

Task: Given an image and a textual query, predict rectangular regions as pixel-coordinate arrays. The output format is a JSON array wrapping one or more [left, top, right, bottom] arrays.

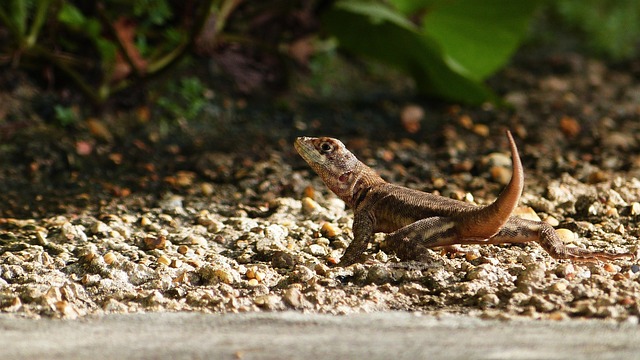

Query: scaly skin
[[295, 132, 634, 266]]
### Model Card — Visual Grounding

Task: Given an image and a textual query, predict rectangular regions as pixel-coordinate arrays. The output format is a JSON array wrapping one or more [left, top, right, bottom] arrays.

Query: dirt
[[1, 51, 640, 320]]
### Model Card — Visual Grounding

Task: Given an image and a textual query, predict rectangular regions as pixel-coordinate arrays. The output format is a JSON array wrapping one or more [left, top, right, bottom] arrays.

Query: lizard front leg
[[338, 210, 376, 266]]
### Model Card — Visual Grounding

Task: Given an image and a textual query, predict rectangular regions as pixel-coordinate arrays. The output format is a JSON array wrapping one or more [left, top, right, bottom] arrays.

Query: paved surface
[[1, 312, 639, 359]]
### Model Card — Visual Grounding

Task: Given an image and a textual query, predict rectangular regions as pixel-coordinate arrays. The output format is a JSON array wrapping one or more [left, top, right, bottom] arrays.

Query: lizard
[[294, 131, 635, 266]]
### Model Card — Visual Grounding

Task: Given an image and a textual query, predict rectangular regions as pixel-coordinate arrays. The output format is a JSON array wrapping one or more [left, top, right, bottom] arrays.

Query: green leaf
[[391, 0, 446, 15], [334, 1, 416, 30], [421, 0, 539, 81], [57, 3, 86, 27], [323, 0, 495, 104]]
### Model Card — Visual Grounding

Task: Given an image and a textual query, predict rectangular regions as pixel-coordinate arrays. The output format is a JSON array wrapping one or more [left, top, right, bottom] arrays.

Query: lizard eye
[[319, 142, 334, 154]]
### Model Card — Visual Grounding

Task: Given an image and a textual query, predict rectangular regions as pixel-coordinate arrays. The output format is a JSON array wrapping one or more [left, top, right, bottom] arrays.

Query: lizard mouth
[[294, 137, 323, 164]]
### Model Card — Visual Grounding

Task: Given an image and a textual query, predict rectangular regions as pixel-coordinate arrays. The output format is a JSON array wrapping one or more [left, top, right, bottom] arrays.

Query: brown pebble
[[432, 178, 446, 188], [458, 114, 473, 129], [490, 166, 511, 185], [185, 259, 202, 268], [472, 124, 490, 137], [320, 222, 341, 238], [170, 259, 183, 268], [560, 116, 581, 138], [175, 171, 196, 187], [465, 251, 481, 261], [555, 228, 577, 243], [613, 273, 625, 281], [303, 186, 315, 199], [246, 266, 257, 279], [83, 251, 98, 262], [619, 296, 635, 306], [144, 235, 166, 250], [548, 312, 568, 321], [400, 104, 424, 133], [140, 217, 152, 226], [587, 170, 609, 184], [177, 245, 189, 254], [103, 252, 117, 265], [603, 263, 617, 273], [201, 183, 214, 196], [157, 255, 171, 266], [173, 272, 191, 284], [301, 197, 320, 213], [544, 215, 560, 227], [549, 281, 567, 293], [513, 207, 542, 222]]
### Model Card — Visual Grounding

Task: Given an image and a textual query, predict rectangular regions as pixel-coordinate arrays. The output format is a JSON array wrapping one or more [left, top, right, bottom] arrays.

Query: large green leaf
[[420, 0, 539, 81], [323, 1, 495, 104]]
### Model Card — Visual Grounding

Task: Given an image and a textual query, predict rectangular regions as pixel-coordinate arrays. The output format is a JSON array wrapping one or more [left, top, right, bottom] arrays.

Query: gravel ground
[[1, 51, 640, 322]]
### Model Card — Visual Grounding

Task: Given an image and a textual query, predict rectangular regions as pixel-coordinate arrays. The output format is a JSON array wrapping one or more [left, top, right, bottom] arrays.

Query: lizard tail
[[457, 130, 524, 240]]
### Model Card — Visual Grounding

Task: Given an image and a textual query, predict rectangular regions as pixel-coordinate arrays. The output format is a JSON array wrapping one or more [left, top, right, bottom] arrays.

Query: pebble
[[631, 202, 640, 216], [103, 252, 117, 265], [143, 235, 166, 250], [366, 265, 393, 284], [603, 263, 619, 273], [264, 224, 288, 243], [465, 251, 481, 261], [555, 228, 578, 244], [307, 244, 327, 257], [400, 104, 424, 133], [301, 197, 320, 213], [253, 294, 281, 309], [61, 222, 88, 242], [157, 255, 171, 266], [35, 231, 48, 245], [513, 207, 542, 222], [283, 286, 304, 308], [517, 263, 546, 286], [472, 124, 490, 137], [479, 293, 500, 308], [548, 281, 568, 294], [91, 221, 111, 236], [490, 166, 511, 185], [320, 222, 341, 238], [548, 311, 569, 321], [543, 215, 560, 227], [559, 115, 581, 138], [200, 183, 214, 196]]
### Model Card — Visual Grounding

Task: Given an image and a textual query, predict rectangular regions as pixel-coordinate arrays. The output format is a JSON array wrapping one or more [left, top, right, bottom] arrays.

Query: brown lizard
[[295, 131, 634, 266]]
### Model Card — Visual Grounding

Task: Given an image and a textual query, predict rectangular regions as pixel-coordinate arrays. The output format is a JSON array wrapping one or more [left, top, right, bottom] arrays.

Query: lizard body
[[295, 132, 633, 266]]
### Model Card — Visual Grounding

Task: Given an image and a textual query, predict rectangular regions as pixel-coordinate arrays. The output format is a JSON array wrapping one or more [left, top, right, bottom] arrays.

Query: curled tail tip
[[506, 130, 524, 187]]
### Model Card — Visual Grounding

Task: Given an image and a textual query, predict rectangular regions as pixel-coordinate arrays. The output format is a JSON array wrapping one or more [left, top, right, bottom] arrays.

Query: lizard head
[[294, 137, 363, 202]]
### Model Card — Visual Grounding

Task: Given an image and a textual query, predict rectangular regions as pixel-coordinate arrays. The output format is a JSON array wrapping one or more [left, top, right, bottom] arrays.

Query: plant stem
[[26, 0, 53, 48]]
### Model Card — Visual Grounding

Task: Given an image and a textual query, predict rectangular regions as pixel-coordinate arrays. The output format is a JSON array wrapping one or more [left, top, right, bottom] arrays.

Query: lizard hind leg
[[486, 217, 635, 262], [382, 216, 466, 261], [536, 223, 635, 262]]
